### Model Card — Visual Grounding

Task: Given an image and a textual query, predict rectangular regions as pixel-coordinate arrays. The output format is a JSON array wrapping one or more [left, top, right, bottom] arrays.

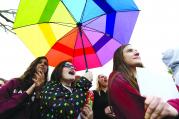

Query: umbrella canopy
[[13, 0, 139, 71]]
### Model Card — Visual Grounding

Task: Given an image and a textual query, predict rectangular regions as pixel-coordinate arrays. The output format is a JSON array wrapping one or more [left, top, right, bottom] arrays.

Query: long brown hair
[[19, 56, 48, 90], [113, 44, 142, 89]]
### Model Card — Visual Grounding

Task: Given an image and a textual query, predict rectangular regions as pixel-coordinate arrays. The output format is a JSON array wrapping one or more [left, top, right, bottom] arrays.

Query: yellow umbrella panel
[[13, 0, 76, 57]]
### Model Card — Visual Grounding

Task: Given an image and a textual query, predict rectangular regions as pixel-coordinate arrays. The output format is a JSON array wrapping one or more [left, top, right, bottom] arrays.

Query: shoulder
[[5, 78, 21, 87], [108, 72, 141, 96], [42, 80, 62, 93], [108, 71, 125, 84], [0, 78, 21, 94], [43, 80, 59, 89], [109, 71, 123, 79], [108, 71, 131, 91]]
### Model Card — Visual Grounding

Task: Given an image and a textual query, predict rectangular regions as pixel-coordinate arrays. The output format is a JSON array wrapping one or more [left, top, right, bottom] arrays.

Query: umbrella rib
[[72, 28, 80, 66], [52, 22, 76, 27], [61, 1, 78, 24], [79, 0, 87, 23], [13, 22, 76, 29], [58, 27, 78, 41], [82, 14, 106, 26], [82, 16, 101, 27], [81, 30, 102, 67], [82, 26, 107, 36], [82, 26, 123, 45], [81, 10, 139, 25], [82, 13, 107, 26], [78, 1, 90, 71], [79, 27, 89, 70]]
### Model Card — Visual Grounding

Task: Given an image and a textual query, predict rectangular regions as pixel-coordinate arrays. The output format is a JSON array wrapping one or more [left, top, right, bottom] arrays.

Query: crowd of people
[[0, 45, 179, 119]]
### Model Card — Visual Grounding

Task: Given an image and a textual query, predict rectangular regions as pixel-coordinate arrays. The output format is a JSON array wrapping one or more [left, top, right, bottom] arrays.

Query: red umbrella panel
[[46, 26, 122, 71]]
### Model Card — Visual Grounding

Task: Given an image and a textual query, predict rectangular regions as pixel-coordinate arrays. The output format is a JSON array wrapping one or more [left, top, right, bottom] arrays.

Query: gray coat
[[162, 48, 179, 85]]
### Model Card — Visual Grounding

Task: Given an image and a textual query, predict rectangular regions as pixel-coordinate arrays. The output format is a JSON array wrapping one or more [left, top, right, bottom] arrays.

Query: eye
[[44, 62, 48, 66], [127, 49, 133, 52]]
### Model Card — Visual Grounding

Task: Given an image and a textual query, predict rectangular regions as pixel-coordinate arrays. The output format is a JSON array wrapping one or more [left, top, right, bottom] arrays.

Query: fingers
[[145, 96, 154, 118], [144, 96, 163, 119], [150, 101, 165, 119], [157, 103, 178, 119], [108, 113, 116, 118], [80, 112, 88, 119], [84, 104, 91, 109], [32, 78, 36, 82], [145, 96, 179, 119], [145, 96, 154, 110], [35, 71, 45, 80], [156, 104, 169, 119], [104, 106, 112, 114], [32, 78, 40, 87], [82, 106, 90, 115], [33, 71, 45, 87], [80, 104, 93, 119], [104, 106, 116, 118]]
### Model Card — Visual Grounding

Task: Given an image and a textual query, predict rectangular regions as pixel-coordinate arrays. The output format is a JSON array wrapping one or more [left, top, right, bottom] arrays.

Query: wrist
[[32, 83, 36, 88], [26, 83, 36, 95]]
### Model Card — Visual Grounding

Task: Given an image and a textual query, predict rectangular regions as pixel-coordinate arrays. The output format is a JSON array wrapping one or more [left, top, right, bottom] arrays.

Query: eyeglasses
[[63, 64, 76, 70]]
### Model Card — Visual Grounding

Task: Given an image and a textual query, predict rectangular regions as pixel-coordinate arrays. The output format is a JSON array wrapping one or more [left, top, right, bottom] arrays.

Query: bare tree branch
[[0, 9, 16, 14], [0, 9, 16, 33], [0, 22, 15, 34], [0, 12, 14, 23]]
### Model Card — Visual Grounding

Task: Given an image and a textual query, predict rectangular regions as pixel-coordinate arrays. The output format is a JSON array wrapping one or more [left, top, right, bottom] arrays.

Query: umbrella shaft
[[79, 27, 88, 71]]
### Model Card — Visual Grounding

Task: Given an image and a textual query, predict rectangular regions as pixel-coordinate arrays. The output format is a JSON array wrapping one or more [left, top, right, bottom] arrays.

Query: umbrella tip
[[76, 22, 82, 27]]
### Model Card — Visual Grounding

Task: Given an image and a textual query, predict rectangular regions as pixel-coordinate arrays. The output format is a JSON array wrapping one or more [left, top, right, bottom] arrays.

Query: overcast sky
[[0, 0, 179, 89]]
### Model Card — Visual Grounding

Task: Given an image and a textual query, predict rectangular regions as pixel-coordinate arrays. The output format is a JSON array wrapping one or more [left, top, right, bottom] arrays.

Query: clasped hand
[[144, 96, 178, 119]]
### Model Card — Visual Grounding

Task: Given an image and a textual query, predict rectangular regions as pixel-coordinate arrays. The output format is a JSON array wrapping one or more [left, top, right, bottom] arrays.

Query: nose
[[40, 62, 47, 67], [40, 62, 45, 66], [71, 67, 75, 70], [69, 66, 76, 70], [135, 52, 139, 56], [134, 50, 139, 56]]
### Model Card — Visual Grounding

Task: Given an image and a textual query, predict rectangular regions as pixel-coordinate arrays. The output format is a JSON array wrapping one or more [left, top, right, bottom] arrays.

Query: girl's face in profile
[[123, 45, 142, 67]]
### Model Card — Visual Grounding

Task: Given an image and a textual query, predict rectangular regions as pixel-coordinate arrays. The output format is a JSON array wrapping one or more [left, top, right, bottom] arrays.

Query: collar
[[62, 84, 72, 93]]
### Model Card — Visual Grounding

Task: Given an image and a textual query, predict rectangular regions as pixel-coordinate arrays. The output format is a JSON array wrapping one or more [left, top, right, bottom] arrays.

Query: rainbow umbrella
[[13, 0, 139, 71]]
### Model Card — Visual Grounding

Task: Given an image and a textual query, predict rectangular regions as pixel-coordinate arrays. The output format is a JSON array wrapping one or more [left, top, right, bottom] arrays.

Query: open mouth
[[69, 70, 75, 75]]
